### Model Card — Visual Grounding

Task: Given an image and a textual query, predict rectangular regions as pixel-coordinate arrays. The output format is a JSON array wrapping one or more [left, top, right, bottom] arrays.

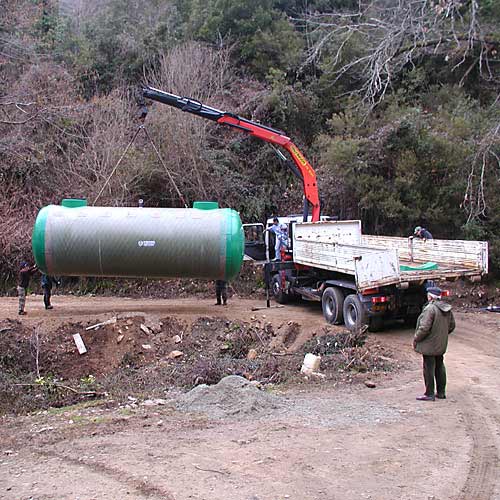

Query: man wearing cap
[[413, 226, 433, 240], [17, 262, 38, 315], [413, 287, 455, 401]]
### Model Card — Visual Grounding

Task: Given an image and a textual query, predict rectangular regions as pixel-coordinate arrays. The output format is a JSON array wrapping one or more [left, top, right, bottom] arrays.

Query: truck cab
[[244, 215, 335, 262]]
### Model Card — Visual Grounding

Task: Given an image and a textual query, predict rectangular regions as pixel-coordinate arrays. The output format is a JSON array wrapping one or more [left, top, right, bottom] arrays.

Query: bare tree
[[144, 42, 233, 203], [463, 121, 500, 223], [299, 0, 499, 107]]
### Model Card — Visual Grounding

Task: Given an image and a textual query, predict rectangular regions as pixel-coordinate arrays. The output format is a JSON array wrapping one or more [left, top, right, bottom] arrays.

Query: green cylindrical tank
[[32, 204, 244, 281]]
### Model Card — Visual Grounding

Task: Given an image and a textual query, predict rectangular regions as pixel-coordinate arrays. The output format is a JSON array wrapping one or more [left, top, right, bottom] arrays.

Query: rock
[[117, 335, 124, 344], [173, 335, 182, 343], [364, 380, 376, 388], [247, 349, 258, 360], [168, 350, 183, 359], [142, 399, 168, 407], [140, 324, 152, 335], [141, 344, 152, 350]]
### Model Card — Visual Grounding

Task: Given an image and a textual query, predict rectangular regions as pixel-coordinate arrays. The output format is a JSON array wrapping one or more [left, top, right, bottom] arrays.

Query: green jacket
[[414, 300, 456, 356]]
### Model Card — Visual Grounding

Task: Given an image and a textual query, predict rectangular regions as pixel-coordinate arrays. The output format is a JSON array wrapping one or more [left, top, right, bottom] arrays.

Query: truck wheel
[[322, 287, 344, 325], [343, 294, 368, 331], [271, 274, 288, 304]]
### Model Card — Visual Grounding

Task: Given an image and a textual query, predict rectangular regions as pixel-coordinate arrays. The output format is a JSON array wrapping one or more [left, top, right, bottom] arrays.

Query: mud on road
[[0, 295, 499, 500]]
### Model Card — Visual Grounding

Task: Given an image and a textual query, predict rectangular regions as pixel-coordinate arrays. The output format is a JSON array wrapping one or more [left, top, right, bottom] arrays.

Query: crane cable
[[92, 125, 189, 208]]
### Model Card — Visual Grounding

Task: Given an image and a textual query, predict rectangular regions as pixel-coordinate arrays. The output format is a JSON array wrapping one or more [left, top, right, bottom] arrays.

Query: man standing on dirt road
[[17, 262, 38, 315], [215, 280, 228, 306], [41, 274, 60, 310], [413, 287, 455, 401]]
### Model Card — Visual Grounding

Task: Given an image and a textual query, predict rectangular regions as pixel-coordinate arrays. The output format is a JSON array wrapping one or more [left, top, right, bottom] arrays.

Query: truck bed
[[292, 221, 488, 290]]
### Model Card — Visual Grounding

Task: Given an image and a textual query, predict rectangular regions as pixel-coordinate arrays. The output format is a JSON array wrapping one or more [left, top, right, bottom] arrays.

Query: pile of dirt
[[302, 326, 396, 374], [0, 315, 399, 415], [303, 328, 367, 355], [45, 315, 188, 379], [442, 281, 500, 310], [177, 375, 281, 418], [0, 319, 37, 376]]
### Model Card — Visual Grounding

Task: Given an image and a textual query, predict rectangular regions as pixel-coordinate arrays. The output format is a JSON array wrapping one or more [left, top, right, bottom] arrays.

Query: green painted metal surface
[[400, 262, 439, 271], [61, 198, 87, 208], [193, 201, 219, 210], [32, 206, 244, 280]]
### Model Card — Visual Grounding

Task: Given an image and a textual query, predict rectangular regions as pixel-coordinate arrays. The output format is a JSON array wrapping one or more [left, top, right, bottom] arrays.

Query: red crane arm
[[217, 115, 320, 222], [142, 86, 321, 221]]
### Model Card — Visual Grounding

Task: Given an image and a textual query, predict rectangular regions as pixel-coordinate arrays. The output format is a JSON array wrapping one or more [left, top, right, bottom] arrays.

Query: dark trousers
[[42, 286, 52, 308], [422, 355, 446, 397], [215, 280, 227, 305]]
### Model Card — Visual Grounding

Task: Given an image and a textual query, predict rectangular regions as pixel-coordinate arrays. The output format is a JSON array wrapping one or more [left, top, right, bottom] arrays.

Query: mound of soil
[[45, 316, 187, 380], [0, 314, 398, 415], [0, 319, 37, 375], [177, 375, 281, 418]]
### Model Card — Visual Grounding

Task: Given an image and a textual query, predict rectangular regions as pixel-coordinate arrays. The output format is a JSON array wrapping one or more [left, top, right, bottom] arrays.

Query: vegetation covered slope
[[1, 0, 498, 286]]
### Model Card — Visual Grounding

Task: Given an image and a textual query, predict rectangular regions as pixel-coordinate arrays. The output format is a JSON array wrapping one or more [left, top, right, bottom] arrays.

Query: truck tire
[[343, 294, 368, 331], [271, 274, 288, 304], [322, 287, 344, 325]]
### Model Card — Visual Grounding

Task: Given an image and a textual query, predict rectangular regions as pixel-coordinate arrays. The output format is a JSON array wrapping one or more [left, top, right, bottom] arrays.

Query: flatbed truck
[[261, 219, 488, 331]]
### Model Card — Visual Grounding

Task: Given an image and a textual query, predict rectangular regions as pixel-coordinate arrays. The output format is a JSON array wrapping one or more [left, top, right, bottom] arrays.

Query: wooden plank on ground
[[73, 333, 87, 354]]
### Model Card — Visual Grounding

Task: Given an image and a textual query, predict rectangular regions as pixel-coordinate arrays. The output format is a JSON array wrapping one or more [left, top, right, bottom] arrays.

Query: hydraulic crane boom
[[142, 86, 321, 222]]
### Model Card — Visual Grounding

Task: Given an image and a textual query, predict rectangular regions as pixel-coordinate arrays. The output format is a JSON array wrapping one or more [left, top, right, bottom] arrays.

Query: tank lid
[[32, 206, 49, 273], [61, 198, 87, 208], [193, 201, 219, 210]]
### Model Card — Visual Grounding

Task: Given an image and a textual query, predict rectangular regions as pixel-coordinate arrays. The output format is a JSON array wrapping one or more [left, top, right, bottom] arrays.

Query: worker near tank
[[413, 226, 433, 240], [413, 287, 455, 401], [17, 262, 38, 315], [41, 274, 60, 310], [215, 280, 227, 306], [265, 217, 283, 260]]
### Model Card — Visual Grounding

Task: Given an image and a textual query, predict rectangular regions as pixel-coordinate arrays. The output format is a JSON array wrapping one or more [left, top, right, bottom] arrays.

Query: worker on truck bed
[[17, 262, 38, 315], [413, 226, 433, 240], [265, 217, 283, 260], [413, 287, 455, 401]]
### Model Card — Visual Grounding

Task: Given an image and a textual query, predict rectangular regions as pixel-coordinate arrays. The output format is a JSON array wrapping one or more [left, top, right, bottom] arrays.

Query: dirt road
[[0, 296, 499, 500]]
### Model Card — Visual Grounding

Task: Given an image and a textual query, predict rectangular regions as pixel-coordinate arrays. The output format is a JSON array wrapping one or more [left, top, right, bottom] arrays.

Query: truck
[[260, 218, 488, 331], [142, 86, 489, 331]]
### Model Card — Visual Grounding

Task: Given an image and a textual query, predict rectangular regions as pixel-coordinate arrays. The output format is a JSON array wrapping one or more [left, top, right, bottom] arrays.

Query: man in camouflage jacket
[[413, 287, 456, 401]]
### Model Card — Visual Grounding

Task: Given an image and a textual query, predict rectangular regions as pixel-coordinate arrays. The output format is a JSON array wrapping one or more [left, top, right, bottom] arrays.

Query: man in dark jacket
[[215, 280, 227, 306], [41, 274, 60, 310], [413, 226, 433, 240], [17, 262, 38, 315], [413, 287, 455, 401]]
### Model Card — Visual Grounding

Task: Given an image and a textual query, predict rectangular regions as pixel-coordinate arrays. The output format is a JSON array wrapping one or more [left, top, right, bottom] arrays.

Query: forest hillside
[[1, 0, 499, 286]]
